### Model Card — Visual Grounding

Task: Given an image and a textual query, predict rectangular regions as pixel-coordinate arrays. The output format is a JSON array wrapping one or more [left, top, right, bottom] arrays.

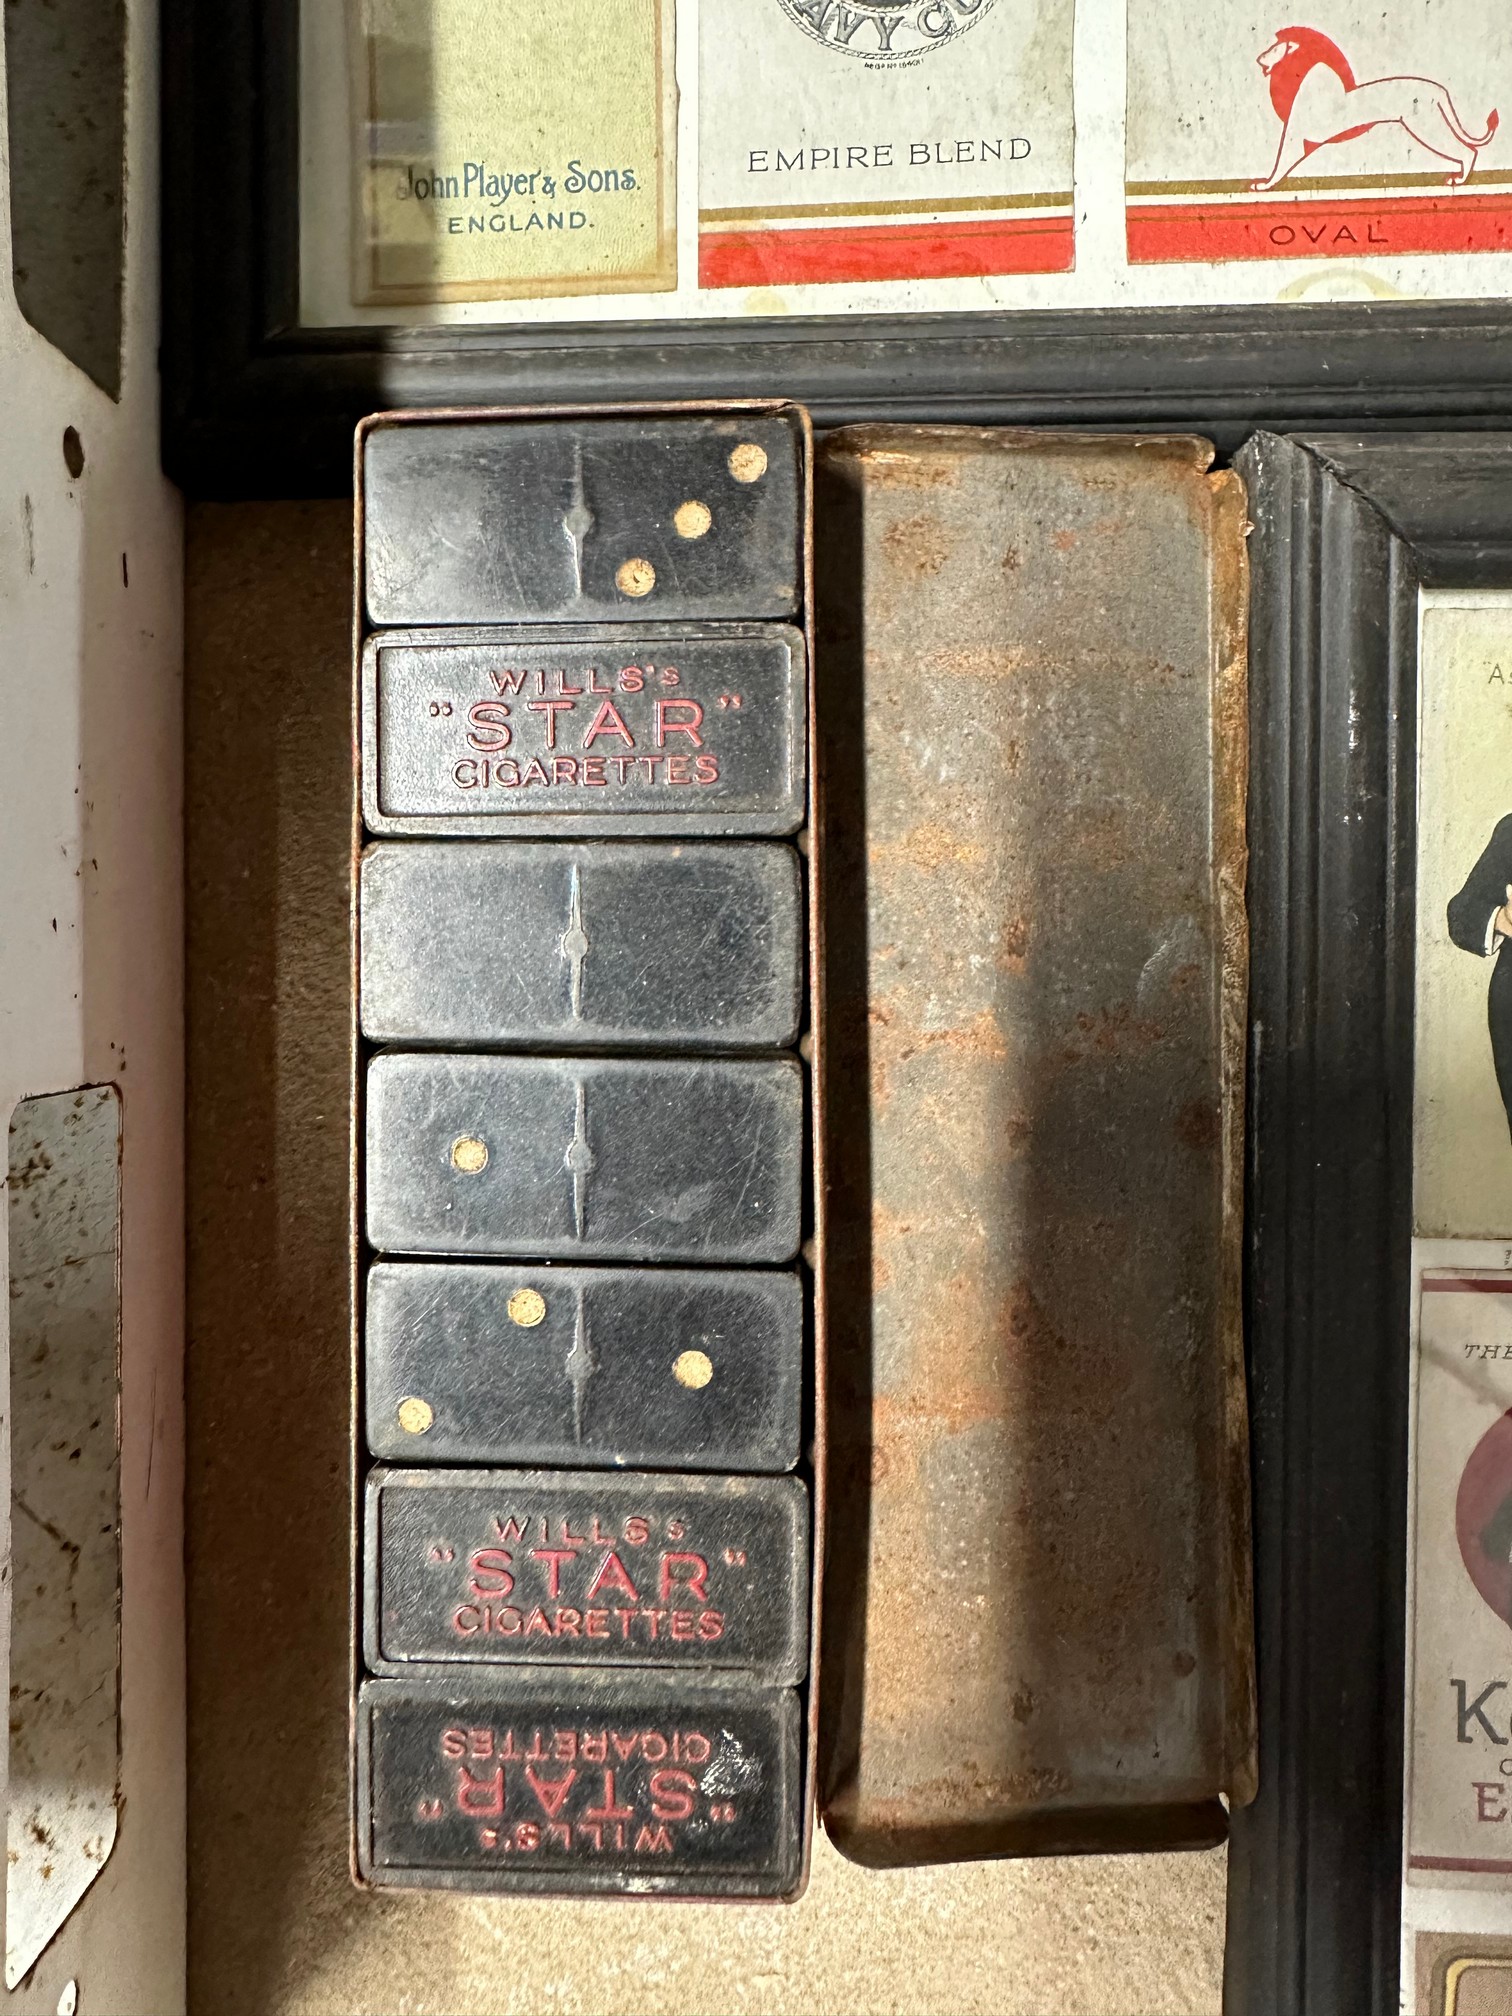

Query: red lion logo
[[1254, 26, 1498, 190]]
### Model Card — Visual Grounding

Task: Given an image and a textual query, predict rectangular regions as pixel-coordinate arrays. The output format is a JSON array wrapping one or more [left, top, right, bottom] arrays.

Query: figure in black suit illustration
[[1448, 814, 1512, 1140]]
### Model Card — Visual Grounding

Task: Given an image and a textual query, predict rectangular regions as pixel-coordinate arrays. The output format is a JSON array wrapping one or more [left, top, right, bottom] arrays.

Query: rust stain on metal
[[853, 448, 961, 490], [926, 645, 1031, 681], [816, 425, 1256, 1868], [867, 822, 986, 873], [868, 1000, 1010, 1115], [882, 514, 952, 576]]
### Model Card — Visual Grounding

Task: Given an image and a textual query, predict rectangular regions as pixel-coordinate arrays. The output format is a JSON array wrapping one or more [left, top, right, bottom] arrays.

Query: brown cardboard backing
[[183, 496, 1233, 2016]]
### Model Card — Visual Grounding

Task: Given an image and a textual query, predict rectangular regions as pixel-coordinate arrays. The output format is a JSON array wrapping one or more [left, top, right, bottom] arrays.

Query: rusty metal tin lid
[[814, 427, 1255, 1866]]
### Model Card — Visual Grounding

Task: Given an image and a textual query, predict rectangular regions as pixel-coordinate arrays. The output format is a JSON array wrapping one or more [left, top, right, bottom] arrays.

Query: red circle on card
[[1456, 1409, 1512, 1629]]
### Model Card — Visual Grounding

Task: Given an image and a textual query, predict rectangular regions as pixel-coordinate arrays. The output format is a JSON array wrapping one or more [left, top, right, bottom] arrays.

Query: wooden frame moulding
[[1227, 432, 1512, 2016]]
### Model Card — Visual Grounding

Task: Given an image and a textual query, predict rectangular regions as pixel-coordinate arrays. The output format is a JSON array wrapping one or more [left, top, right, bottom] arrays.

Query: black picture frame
[[163, 0, 1512, 500], [1226, 432, 1512, 2016]]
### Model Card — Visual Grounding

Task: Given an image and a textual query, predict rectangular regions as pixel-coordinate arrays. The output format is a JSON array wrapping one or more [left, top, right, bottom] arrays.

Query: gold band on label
[[1444, 1954, 1512, 2015]]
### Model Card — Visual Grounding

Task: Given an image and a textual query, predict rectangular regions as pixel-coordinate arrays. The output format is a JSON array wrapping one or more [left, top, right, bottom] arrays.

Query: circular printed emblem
[[1456, 1408, 1512, 1630], [775, 0, 997, 63]]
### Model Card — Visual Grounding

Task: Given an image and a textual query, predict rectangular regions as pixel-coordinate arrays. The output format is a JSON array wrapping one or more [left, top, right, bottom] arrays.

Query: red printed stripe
[[699, 214, 1073, 289], [1128, 192, 1512, 264], [1421, 1277, 1512, 1294], [1409, 1853, 1512, 1873]]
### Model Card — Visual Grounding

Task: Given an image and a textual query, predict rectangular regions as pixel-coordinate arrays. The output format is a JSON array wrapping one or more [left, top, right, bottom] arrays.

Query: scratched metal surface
[[363, 413, 802, 627], [358, 1673, 802, 1898], [364, 1261, 803, 1471], [365, 1052, 804, 1264], [816, 428, 1255, 1866], [360, 841, 803, 1050]]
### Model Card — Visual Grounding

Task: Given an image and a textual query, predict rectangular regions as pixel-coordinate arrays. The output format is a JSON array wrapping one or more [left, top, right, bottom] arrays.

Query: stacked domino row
[[355, 410, 813, 1898]]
